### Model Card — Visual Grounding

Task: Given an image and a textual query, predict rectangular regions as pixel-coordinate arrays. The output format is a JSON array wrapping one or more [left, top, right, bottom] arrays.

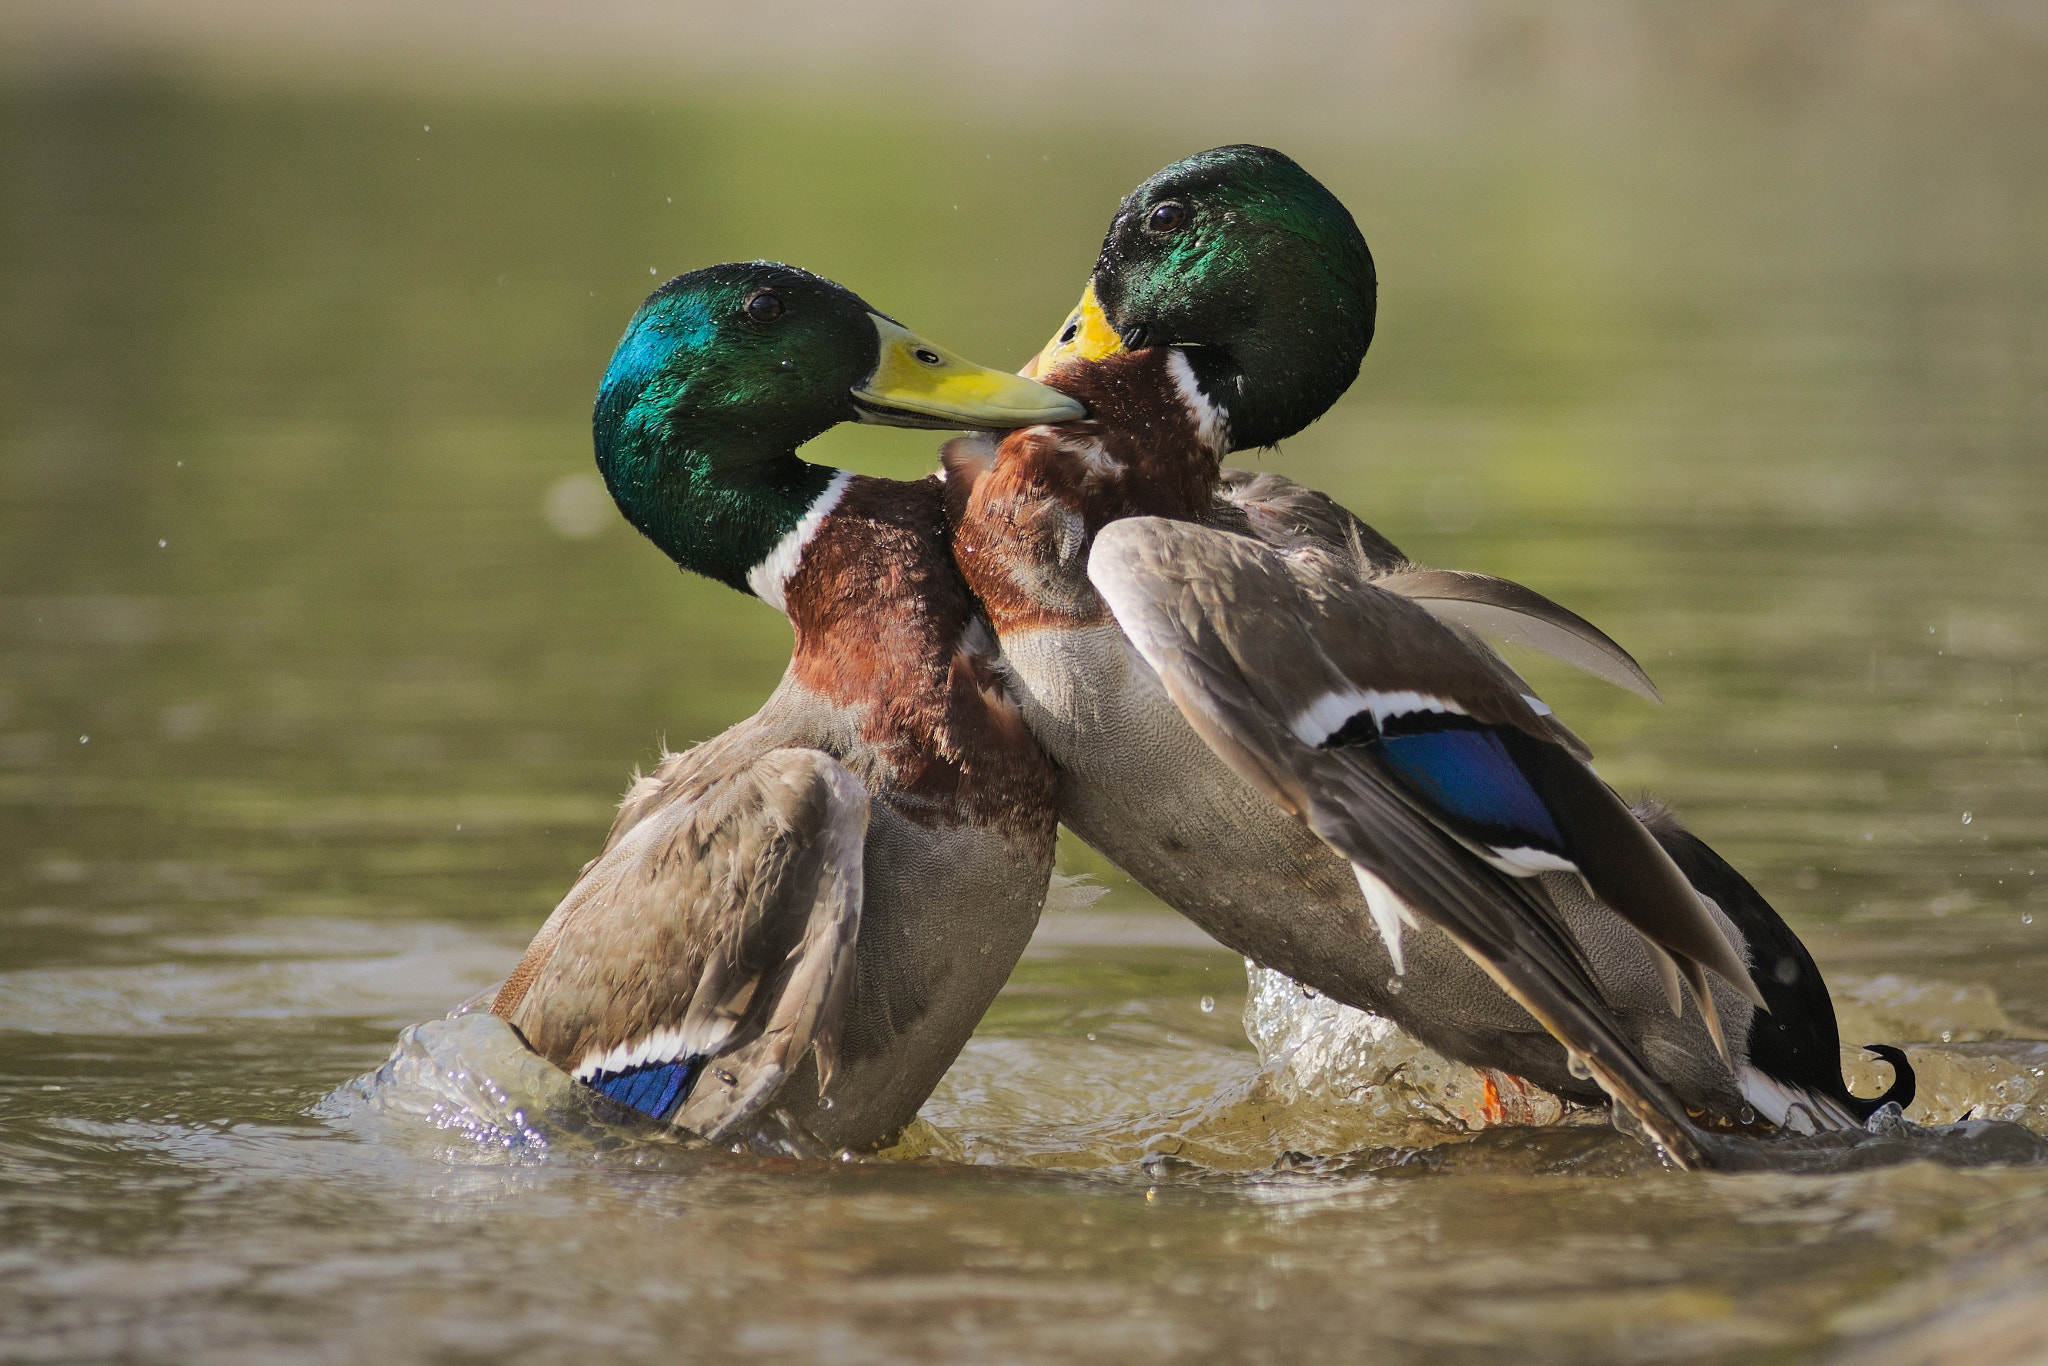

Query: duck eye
[[744, 290, 785, 323], [913, 347, 944, 366], [1145, 201, 1187, 234]]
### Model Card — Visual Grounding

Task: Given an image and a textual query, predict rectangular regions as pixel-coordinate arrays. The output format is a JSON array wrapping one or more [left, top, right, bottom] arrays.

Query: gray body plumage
[[496, 676, 1053, 1151]]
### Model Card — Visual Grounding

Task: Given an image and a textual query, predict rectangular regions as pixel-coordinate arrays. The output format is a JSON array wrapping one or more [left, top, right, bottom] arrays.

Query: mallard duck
[[491, 262, 1082, 1152], [946, 146, 1909, 1161]]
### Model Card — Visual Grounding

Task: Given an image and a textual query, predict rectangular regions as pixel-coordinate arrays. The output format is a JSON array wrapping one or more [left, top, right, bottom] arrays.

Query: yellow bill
[[1019, 281, 1126, 378], [854, 315, 1085, 429]]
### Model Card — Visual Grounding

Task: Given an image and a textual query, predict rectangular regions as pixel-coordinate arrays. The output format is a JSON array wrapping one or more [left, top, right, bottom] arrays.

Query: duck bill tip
[[854, 313, 1085, 429]]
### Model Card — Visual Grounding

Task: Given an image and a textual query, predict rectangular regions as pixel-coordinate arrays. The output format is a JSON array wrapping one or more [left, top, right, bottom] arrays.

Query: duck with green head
[[493, 262, 1082, 1152], [948, 146, 1910, 1162]]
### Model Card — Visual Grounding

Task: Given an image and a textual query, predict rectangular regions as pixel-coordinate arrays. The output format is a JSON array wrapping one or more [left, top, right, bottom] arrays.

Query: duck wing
[[492, 746, 867, 1142], [1211, 467, 1409, 571], [1212, 469, 1661, 703], [1093, 516, 1757, 1009], [1374, 568, 1663, 704], [1090, 517, 1764, 1166]]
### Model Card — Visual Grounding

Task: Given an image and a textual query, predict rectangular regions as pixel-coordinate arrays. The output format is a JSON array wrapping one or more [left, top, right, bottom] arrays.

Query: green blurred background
[[2, 0, 2045, 997]]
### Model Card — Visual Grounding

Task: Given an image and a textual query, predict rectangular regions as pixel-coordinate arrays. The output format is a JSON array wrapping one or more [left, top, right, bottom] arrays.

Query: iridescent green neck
[[594, 391, 842, 602]]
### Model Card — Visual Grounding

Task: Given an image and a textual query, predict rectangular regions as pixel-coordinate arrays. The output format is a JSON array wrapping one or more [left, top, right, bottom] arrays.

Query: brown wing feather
[[1211, 467, 1410, 573], [1212, 469, 1662, 705], [1376, 568, 1664, 705], [492, 745, 866, 1141]]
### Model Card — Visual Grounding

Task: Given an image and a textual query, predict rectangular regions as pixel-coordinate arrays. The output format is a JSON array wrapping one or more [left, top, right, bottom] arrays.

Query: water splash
[[1242, 962, 2048, 1174], [321, 1012, 845, 1164], [317, 1013, 646, 1163], [1243, 961, 1589, 1136], [1700, 1105, 2048, 1175]]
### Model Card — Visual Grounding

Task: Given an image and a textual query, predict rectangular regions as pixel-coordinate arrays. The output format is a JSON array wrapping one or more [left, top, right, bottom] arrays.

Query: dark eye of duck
[[744, 290, 785, 323], [1145, 201, 1188, 235], [913, 347, 943, 366]]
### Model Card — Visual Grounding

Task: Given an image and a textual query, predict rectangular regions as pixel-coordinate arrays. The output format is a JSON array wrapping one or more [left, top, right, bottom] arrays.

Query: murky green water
[[4, 72, 2048, 1363]]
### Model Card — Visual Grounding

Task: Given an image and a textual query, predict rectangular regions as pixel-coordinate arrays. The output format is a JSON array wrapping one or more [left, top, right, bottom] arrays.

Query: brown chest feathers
[[783, 475, 1054, 836], [946, 350, 1222, 634]]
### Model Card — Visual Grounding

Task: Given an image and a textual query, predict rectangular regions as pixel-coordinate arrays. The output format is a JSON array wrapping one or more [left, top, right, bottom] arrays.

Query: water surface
[[3, 75, 2048, 1363]]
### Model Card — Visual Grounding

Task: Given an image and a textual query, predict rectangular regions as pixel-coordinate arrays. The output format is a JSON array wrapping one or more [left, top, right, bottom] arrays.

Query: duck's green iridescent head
[[1025, 145, 1376, 452], [595, 262, 1083, 597]]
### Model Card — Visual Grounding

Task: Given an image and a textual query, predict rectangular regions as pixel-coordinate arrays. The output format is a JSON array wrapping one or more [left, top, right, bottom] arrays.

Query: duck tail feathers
[[1852, 1043, 1917, 1120], [1633, 798, 1917, 1132]]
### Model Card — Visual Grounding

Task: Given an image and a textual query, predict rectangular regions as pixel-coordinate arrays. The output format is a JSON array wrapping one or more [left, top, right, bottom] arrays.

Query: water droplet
[[1199, 995, 1216, 1014], [157, 539, 167, 548], [1739, 1105, 1757, 1125], [1144, 1187, 1157, 1202], [1566, 1053, 1592, 1081], [77, 735, 89, 744], [1385, 976, 1403, 995], [454, 824, 462, 832], [650, 266, 658, 275], [1963, 812, 1973, 824], [1086, 1032, 1096, 1042], [820, 1096, 834, 1110], [2022, 914, 2033, 925]]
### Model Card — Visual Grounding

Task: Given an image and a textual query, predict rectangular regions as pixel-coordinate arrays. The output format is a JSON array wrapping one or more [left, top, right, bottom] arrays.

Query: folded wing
[[1090, 517, 1763, 1166], [492, 746, 866, 1142]]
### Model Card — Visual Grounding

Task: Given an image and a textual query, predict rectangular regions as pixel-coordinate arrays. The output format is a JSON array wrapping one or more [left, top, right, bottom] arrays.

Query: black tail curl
[[1633, 800, 1915, 1125], [1858, 1043, 1918, 1117]]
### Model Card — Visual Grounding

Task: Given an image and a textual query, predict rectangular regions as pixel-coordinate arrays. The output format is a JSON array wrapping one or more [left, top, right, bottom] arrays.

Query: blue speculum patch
[[1377, 726, 1565, 850], [585, 1057, 704, 1121]]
